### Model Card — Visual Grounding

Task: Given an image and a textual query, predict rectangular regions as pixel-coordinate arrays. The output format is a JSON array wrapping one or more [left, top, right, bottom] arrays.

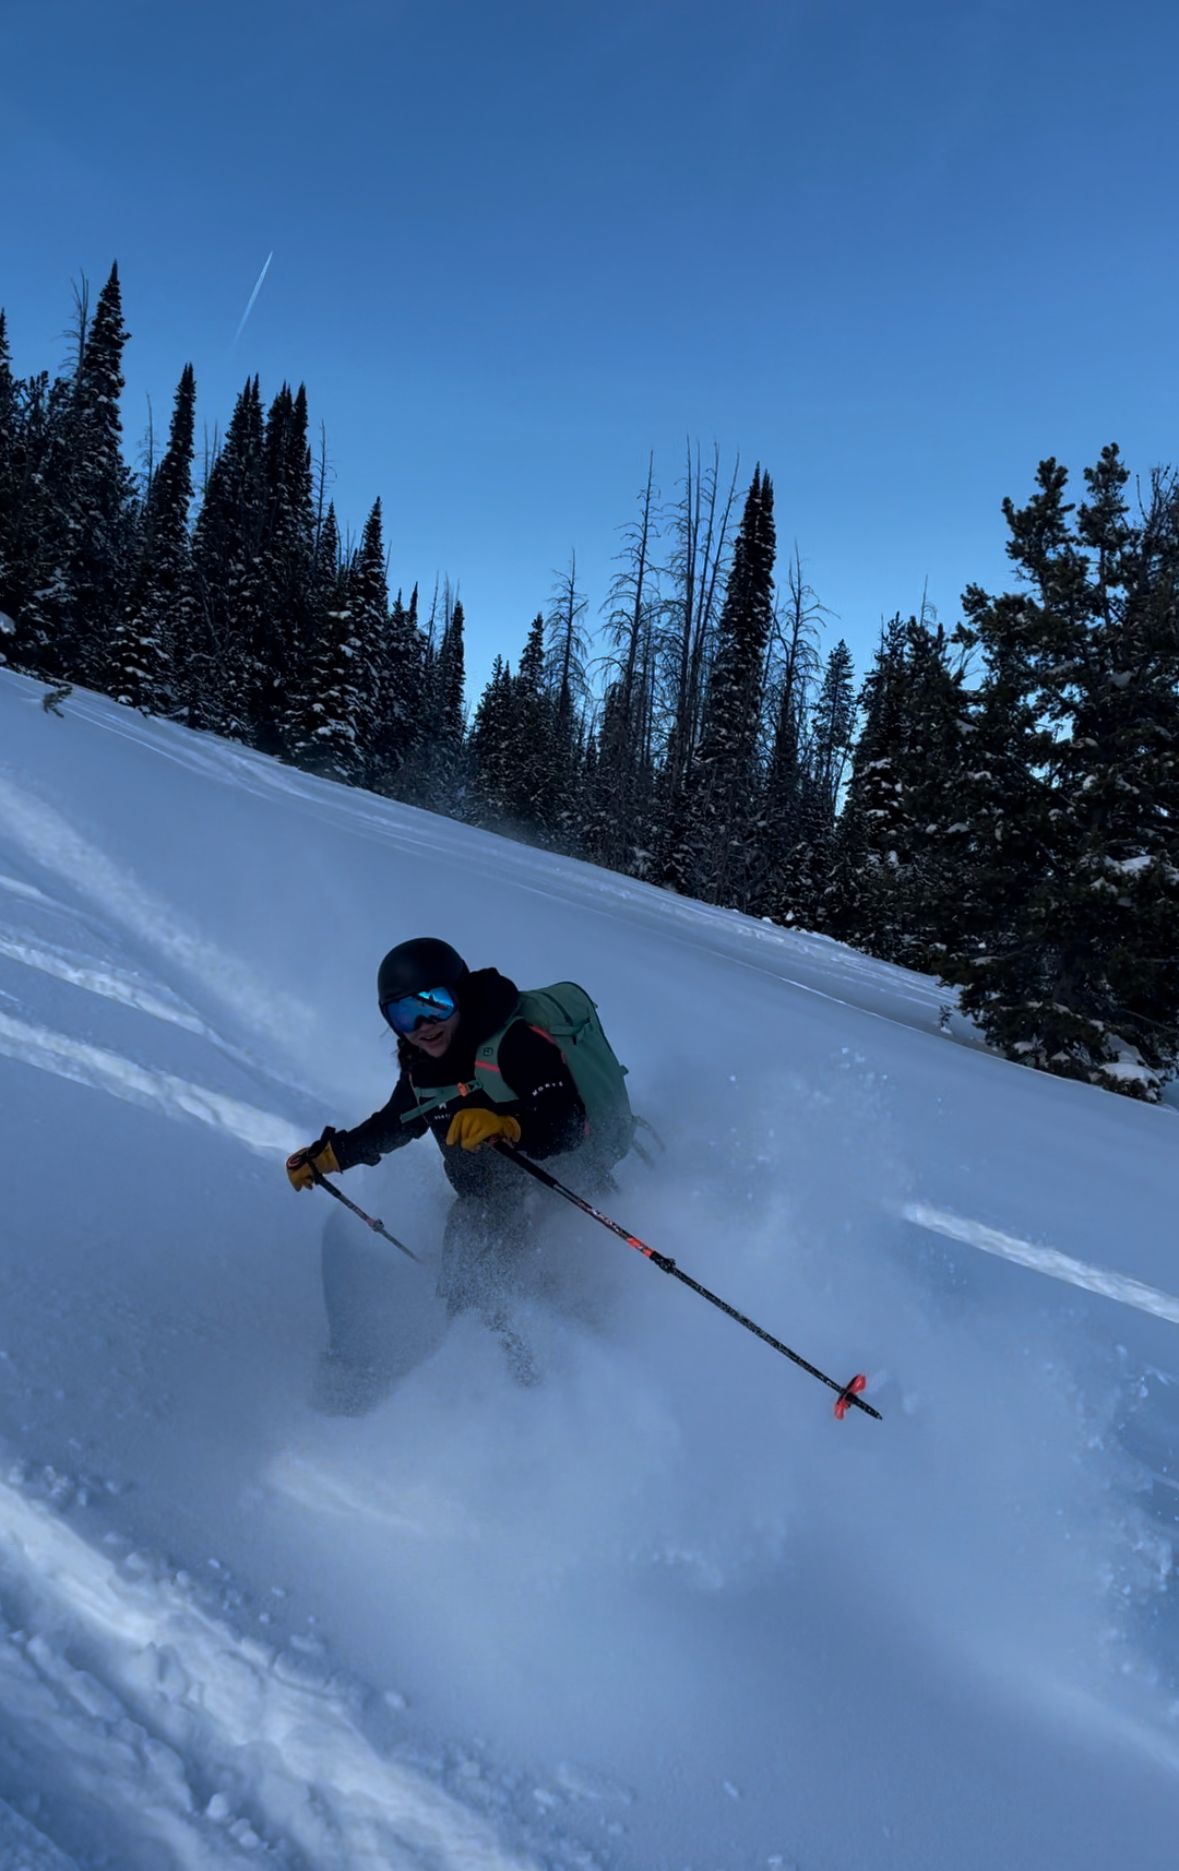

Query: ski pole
[[308, 1160, 421, 1263], [497, 1143, 880, 1422]]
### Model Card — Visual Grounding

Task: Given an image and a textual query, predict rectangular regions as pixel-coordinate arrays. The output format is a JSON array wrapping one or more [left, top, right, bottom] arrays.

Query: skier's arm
[[330, 1073, 429, 1171], [498, 1022, 586, 1160]]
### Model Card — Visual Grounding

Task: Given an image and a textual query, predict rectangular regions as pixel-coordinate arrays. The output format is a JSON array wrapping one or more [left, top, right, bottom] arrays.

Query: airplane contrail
[[233, 251, 274, 344]]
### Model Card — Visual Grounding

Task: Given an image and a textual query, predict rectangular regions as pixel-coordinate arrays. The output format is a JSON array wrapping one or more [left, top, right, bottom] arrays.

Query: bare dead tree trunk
[[662, 442, 739, 791]]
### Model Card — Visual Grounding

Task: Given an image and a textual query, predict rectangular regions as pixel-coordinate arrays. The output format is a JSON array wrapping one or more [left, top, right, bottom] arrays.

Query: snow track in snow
[[0, 1472, 542, 1870], [0, 1010, 298, 1156], [0, 930, 216, 1038], [0, 771, 304, 1053], [905, 1201, 1179, 1325]]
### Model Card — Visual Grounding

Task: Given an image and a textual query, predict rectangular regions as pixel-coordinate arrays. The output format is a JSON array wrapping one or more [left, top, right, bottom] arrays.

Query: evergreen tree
[[347, 497, 389, 781], [184, 374, 315, 747], [289, 503, 369, 781], [262, 383, 316, 755], [188, 376, 268, 734], [779, 638, 856, 927], [287, 503, 341, 767], [62, 264, 137, 683], [889, 618, 968, 965], [429, 593, 468, 811], [821, 616, 963, 960], [684, 466, 777, 907], [469, 653, 514, 824], [103, 363, 195, 711], [0, 312, 16, 642], [507, 610, 557, 834], [810, 639, 857, 820], [0, 368, 66, 670], [437, 596, 466, 751], [8, 267, 136, 683], [927, 635, 1047, 985], [370, 583, 427, 793], [943, 450, 1179, 1097], [820, 617, 912, 951]]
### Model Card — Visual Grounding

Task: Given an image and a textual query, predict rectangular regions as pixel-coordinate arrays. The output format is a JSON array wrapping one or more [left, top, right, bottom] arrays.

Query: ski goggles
[[381, 984, 458, 1036]]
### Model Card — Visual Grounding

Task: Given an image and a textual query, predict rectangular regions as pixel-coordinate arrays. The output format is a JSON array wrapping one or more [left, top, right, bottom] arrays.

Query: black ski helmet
[[377, 937, 468, 1009]]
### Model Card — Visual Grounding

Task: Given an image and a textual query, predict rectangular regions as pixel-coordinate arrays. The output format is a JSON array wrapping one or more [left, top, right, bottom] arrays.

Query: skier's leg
[[437, 1192, 540, 1383]]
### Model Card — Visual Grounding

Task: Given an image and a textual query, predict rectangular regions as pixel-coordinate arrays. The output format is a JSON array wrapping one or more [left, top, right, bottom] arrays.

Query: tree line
[[2, 266, 1177, 1100]]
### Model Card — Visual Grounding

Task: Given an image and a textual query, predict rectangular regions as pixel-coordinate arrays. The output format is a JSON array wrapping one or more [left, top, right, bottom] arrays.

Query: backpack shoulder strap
[[398, 994, 527, 1123], [469, 1008, 529, 1105]]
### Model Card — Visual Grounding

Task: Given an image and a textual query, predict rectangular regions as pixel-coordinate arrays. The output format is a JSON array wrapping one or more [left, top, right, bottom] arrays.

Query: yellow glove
[[445, 1109, 522, 1153], [286, 1132, 341, 1191]]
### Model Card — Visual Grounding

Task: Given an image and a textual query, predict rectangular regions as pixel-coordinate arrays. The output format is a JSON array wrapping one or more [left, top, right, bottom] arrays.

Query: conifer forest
[[2, 266, 1177, 1100]]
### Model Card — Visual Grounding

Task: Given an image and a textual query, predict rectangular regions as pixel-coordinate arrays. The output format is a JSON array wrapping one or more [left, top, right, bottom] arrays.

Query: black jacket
[[332, 968, 587, 1197]]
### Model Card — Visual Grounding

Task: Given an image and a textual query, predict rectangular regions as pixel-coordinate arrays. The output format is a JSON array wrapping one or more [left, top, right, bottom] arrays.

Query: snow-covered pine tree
[[503, 610, 557, 836], [889, 617, 968, 966], [468, 653, 515, 825], [945, 448, 1179, 1098], [820, 616, 909, 952], [66, 266, 138, 685], [369, 583, 427, 794], [0, 312, 16, 644], [437, 597, 467, 759], [346, 497, 389, 783], [421, 592, 468, 814], [0, 366, 68, 672], [684, 467, 777, 908], [188, 377, 268, 734], [285, 504, 342, 768], [393, 580, 466, 809], [260, 383, 316, 756], [780, 638, 856, 927], [930, 622, 1049, 1014], [103, 363, 196, 712], [810, 639, 857, 822], [18, 266, 138, 686], [821, 616, 964, 961], [288, 503, 371, 782]]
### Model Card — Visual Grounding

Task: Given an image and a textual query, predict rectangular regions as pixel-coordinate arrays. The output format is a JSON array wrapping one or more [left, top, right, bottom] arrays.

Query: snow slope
[[1, 666, 1177, 1869]]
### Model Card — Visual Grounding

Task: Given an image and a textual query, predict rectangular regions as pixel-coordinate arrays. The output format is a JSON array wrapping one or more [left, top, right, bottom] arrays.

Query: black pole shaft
[[498, 1145, 881, 1421], [309, 1163, 421, 1262]]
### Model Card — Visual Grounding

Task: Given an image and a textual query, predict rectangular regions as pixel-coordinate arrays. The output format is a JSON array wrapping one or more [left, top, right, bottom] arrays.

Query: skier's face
[[405, 1010, 460, 1058]]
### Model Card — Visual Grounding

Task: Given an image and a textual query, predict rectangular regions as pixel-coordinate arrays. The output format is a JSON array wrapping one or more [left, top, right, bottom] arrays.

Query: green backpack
[[404, 981, 635, 1166]]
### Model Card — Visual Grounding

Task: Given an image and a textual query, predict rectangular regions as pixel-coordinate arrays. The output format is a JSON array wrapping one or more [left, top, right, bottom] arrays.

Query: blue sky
[[3, 0, 1177, 701]]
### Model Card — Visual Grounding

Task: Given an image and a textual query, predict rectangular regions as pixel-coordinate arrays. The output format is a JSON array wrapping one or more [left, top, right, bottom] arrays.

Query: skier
[[287, 937, 629, 1395]]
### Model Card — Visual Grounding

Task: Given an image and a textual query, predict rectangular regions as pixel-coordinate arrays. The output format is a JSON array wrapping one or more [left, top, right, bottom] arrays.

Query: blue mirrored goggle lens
[[381, 986, 457, 1035]]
